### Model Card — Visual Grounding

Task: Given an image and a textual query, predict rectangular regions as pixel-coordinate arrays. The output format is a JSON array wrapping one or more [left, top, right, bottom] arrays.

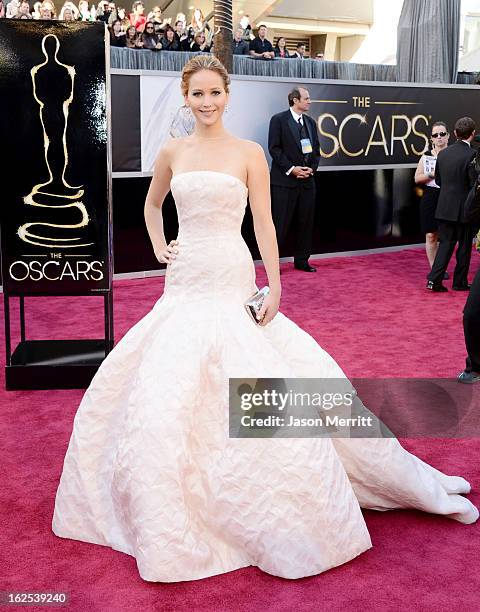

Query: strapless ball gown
[[52, 170, 478, 582]]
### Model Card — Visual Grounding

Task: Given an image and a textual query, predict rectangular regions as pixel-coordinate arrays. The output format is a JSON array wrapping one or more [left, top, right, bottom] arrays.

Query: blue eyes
[[192, 91, 221, 96]]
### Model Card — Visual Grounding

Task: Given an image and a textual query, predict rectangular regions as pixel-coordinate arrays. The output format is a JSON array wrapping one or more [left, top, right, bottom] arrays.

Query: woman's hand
[[155, 239, 179, 264], [257, 289, 280, 326]]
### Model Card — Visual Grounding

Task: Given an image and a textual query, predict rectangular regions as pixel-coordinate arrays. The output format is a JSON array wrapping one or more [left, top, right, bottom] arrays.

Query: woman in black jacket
[[274, 37, 291, 58], [160, 27, 180, 51]]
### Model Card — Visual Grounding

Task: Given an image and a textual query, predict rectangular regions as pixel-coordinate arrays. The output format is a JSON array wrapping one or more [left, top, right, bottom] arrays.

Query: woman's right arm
[[414, 154, 431, 184], [144, 141, 177, 263]]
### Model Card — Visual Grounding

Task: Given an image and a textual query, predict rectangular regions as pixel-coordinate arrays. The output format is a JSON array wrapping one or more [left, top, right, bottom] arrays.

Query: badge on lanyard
[[300, 138, 312, 154]]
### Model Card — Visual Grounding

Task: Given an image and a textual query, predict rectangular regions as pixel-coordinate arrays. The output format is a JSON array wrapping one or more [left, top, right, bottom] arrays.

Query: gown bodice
[[165, 171, 257, 302], [170, 170, 249, 239]]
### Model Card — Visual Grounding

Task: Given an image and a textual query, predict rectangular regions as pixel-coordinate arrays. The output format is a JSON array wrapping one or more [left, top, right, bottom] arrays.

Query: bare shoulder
[[241, 138, 264, 153], [241, 139, 266, 164], [153, 136, 187, 170]]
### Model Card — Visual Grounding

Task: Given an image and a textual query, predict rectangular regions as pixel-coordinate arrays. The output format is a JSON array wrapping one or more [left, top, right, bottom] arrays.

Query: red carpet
[[1, 247, 479, 611]]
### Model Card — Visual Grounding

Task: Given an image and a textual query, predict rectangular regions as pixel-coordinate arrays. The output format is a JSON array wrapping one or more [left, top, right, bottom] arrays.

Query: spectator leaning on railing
[[189, 30, 210, 52], [249, 24, 274, 60], [125, 23, 142, 47], [109, 18, 126, 46], [232, 28, 249, 55], [274, 37, 291, 58], [291, 43, 306, 59], [160, 25, 180, 51], [174, 19, 190, 50], [142, 20, 162, 50]]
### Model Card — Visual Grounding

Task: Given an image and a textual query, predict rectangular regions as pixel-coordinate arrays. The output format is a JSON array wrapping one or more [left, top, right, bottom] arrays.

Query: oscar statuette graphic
[[0, 21, 113, 390], [18, 34, 93, 249]]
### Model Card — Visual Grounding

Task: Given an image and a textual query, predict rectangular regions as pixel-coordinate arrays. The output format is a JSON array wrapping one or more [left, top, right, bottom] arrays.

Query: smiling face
[[184, 69, 228, 127]]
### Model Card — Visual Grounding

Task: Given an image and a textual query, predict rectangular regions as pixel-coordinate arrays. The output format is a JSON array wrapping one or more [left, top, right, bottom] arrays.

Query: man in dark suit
[[291, 43, 306, 59], [458, 270, 480, 382], [457, 161, 480, 383], [427, 117, 477, 292], [268, 87, 320, 272]]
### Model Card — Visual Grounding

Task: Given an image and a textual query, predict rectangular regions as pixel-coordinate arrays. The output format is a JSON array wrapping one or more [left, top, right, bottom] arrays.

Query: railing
[[110, 47, 479, 84]]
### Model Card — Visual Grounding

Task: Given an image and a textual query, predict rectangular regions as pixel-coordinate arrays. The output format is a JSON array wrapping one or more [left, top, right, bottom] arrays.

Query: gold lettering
[[352, 96, 370, 108], [318, 113, 339, 158], [338, 114, 366, 157], [411, 115, 430, 156], [390, 115, 411, 156], [365, 115, 389, 156]]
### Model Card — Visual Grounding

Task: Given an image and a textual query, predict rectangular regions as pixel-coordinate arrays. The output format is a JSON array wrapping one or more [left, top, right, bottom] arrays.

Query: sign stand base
[[3, 293, 114, 391]]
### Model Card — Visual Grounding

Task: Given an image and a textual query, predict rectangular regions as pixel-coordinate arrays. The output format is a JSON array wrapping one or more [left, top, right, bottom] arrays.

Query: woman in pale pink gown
[[52, 55, 478, 583]]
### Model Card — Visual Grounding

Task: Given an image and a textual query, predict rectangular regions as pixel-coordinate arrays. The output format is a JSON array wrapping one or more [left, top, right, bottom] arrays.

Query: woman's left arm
[[246, 141, 281, 326]]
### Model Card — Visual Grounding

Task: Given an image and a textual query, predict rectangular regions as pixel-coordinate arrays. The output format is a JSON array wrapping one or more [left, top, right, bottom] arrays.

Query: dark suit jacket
[[268, 109, 320, 188], [434, 140, 476, 222]]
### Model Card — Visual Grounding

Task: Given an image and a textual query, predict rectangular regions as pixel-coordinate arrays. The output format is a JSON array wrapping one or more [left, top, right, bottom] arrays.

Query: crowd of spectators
[[0, 1, 326, 60]]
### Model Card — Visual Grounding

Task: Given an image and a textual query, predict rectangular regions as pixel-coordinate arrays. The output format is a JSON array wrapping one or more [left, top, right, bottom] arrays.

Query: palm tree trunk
[[213, 0, 233, 72]]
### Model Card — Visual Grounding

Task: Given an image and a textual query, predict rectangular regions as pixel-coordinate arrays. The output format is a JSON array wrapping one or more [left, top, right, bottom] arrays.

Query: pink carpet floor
[[1, 247, 479, 612]]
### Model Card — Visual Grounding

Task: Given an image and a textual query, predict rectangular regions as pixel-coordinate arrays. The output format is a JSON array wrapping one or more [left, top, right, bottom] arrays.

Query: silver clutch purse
[[244, 286, 270, 324]]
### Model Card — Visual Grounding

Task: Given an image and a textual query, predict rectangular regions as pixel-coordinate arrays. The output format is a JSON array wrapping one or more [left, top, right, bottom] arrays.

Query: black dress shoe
[[426, 281, 448, 292], [457, 370, 480, 383], [452, 284, 471, 291], [294, 263, 317, 272]]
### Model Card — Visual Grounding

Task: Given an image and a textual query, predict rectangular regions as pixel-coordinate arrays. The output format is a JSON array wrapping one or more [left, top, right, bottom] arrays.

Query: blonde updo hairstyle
[[181, 55, 231, 97]]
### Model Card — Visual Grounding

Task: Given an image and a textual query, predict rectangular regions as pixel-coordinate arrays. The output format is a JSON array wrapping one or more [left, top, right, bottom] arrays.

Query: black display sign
[[308, 81, 480, 169], [0, 21, 112, 295]]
